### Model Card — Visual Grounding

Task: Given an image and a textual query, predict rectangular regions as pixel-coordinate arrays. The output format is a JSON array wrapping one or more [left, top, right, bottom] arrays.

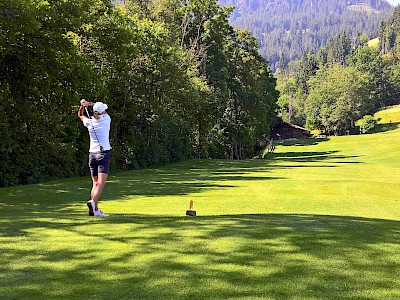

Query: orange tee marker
[[186, 200, 196, 216]]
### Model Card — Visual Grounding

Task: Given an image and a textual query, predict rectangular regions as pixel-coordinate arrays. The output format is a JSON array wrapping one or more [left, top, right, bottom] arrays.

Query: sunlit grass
[[367, 37, 380, 48], [375, 105, 400, 124], [0, 106, 400, 299]]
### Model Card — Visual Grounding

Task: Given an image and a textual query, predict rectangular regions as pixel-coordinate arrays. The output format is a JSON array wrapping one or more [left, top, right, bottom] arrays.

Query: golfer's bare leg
[[91, 176, 98, 201], [91, 173, 108, 211]]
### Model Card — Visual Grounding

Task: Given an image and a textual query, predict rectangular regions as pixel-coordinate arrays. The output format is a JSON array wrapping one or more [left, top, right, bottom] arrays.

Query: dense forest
[[276, 6, 400, 135], [218, 0, 395, 70], [0, 0, 278, 187]]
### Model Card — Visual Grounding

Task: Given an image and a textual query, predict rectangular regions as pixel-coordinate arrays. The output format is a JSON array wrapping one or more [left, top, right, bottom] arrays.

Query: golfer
[[78, 100, 111, 217]]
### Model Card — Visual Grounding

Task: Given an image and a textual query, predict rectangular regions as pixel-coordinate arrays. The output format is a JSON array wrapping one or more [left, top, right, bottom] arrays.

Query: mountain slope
[[218, 0, 394, 69]]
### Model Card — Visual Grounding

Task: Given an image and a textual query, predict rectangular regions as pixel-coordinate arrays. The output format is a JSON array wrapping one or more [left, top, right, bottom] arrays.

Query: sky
[[387, 0, 400, 6]]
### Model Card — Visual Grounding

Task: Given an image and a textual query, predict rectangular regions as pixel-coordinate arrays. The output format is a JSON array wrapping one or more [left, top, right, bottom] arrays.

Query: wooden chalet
[[270, 119, 311, 141]]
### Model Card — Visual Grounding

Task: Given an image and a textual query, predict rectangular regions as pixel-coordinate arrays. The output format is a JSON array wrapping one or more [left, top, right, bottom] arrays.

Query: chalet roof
[[286, 123, 309, 132], [273, 118, 310, 132]]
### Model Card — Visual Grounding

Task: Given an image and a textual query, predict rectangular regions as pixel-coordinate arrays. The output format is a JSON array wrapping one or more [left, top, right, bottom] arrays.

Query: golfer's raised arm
[[78, 105, 86, 121]]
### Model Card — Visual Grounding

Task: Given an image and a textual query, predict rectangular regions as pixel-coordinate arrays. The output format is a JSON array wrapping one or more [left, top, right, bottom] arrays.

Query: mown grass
[[1, 106, 400, 299], [375, 105, 400, 124]]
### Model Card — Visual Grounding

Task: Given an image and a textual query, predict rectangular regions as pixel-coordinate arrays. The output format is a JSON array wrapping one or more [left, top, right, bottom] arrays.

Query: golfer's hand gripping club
[[80, 99, 93, 119], [80, 99, 94, 107]]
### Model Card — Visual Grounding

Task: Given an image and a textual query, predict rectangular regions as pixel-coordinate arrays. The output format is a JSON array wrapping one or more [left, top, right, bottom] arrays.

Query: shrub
[[357, 115, 377, 133]]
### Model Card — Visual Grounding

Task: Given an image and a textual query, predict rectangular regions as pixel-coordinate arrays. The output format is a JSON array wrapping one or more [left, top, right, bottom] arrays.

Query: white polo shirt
[[83, 114, 112, 152]]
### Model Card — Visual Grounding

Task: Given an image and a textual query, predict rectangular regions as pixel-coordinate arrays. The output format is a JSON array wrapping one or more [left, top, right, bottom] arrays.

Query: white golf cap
[[93, 102, 108, 114]]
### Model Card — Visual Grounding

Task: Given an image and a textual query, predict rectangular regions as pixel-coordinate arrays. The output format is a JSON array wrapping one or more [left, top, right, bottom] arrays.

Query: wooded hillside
[[218, 0, 394, 69], [276, 6, 400, 136]]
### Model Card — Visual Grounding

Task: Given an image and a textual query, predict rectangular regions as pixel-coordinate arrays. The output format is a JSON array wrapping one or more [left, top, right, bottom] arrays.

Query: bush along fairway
[[0, 107, 399, 299]]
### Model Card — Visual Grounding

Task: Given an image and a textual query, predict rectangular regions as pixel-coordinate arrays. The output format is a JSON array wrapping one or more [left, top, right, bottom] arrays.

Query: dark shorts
[[89, 150, 111, 177]]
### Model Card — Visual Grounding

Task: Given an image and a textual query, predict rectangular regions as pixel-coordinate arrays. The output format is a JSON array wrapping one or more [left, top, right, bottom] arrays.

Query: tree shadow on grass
[[371, 121, 400, 134], [0, 213, 399, 299], [0, 159, 275, 209], [275, 137, 330, 147], [269, 151, 361, 163], [0, 145, 362, 217]]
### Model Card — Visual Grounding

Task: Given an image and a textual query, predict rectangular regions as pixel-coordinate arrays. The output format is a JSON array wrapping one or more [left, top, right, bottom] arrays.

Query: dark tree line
[[0, 0, 278, 187], [380, 4, 400, 58]]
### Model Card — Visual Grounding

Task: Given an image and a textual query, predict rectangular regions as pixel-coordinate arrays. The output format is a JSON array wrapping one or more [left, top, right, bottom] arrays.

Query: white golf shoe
[[94, 210, 109, 217]]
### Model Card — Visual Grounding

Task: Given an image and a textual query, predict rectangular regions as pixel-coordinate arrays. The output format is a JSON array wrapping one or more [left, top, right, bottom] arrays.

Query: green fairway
[[1, 107, 400, 299]]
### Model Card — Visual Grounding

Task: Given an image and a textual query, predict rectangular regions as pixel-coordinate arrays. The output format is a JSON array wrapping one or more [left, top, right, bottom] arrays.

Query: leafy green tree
[[185, 3, 233, 158], [348, 45, 395, 108], [277, 76, 297, 123], [389, 63, 400, 102], [357, 115, 377, 134], [305, 65, 371, 135], [146, 1, 234, 158], [221, 29, 277, 159]]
